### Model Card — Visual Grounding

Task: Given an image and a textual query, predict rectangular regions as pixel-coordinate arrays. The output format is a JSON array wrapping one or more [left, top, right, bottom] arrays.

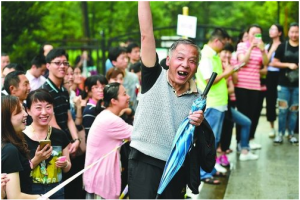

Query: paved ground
[[186, 115, 299, 199]]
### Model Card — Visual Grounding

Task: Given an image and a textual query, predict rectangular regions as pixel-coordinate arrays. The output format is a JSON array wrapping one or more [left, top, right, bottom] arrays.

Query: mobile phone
[[57, 156, 66, 162], [233, 62, 246, 72], [39, 140, 51, 149], [255, 34, 262, 42]]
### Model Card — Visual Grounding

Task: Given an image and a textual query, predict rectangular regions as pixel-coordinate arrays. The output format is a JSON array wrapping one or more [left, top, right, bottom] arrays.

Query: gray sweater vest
[[131, 69, 200, 161]]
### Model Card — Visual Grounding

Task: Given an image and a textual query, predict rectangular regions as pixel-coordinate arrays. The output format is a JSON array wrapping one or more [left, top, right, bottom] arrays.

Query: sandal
[[201, 177, 220, 185], [214, 171, 227, 177]]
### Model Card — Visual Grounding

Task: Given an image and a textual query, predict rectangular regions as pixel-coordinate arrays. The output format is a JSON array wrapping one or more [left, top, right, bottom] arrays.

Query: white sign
[[177, 14, 197, 38]]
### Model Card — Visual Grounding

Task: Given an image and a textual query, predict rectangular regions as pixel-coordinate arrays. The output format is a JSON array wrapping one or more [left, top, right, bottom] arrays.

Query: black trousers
[[266, 71, 279, 122], [235, 88, 260, 141], [128, 148, 186, 199], [220, 107, 234, 152], [63, 154, 86, 199]]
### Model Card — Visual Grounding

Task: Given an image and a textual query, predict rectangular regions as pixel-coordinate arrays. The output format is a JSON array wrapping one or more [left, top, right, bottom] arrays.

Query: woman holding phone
[[235, 24, 269, 149], [1, 95, 41, 199], [23, 89, 71, 199]]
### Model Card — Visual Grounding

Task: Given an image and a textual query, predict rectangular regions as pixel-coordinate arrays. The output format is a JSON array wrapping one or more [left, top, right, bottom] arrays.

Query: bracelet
[[76, 116, 82, 118], [63, 161, 69, 169], [72, 138, 82, 144]]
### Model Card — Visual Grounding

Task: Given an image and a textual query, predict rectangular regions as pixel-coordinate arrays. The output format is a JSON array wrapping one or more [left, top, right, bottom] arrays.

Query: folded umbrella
[[156, 72, 217, 199]]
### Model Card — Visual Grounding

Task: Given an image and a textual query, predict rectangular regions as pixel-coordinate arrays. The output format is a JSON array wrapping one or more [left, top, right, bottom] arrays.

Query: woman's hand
[[1, 173, 10, 199], [73, 95, 82, 109], [55, 159, 68, 169], [32, 144, 53, 166]]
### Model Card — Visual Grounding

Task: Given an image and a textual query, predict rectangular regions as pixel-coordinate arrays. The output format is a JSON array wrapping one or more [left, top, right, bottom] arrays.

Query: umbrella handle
[[202, 72, 217, 97]]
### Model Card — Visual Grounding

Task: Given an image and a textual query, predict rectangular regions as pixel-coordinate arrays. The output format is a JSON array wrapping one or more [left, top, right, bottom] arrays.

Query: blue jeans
[[31, 182, 64, 199], [200, 108, 225, 179], [230, 107, 251, 149], [204, 108, 225, 147], [277, 86, 299, 136]]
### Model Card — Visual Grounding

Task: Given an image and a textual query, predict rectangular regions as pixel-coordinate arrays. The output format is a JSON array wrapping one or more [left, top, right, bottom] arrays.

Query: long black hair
[[267, 24, 284, 52], [95, 82, 120, 115]]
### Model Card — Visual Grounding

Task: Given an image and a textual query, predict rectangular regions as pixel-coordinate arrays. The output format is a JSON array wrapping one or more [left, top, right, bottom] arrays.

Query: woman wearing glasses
[[83, 82, 132, 199], [82, 74, 108, 139], [1, 95, 41, 199], [23, 89, 71, 199]]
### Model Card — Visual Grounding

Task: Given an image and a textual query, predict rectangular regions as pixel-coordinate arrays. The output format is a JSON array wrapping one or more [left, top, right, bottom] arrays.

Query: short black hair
[[108, 46, 127, 62], [46, 48, 68, 63], [129, 62, 141, 73], [127, 43, 140, 53], [82, 75, 108, 99], [209, 28, 230, 41], [289, 22, 299, 29], [31, 55, 46, 68], [4, 71, 25, 94], [1, 52, 9, 57], [26, 89, 54, 109], [3, 63, 25, 72], [223, 43, 234, 53]]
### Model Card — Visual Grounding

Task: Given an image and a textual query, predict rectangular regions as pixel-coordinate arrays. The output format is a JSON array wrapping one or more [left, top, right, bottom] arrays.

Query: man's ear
[[46, 63, 50, 70], [9, 85, 16, 95], [166, 56, 170, 66], [111, 60, 117, 67]]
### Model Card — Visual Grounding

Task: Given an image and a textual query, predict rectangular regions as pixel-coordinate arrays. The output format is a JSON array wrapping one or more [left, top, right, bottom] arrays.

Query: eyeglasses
[[218, 39, 226, 46], [92, 85, 104, 91], [50, 61, 69, 67]]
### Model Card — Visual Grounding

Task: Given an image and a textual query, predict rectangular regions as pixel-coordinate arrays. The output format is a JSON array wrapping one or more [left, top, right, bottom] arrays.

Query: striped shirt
[[82, 102, 97, 138], [235, 42, 264, 91]]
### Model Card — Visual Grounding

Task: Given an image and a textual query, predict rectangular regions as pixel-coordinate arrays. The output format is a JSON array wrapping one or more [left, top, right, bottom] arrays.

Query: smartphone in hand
[[39, 140, 51, 149], [233, 62, 246, 72]]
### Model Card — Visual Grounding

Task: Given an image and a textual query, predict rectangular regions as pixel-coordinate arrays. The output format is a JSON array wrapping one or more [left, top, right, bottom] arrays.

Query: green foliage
[[1, 1, 299, 70]]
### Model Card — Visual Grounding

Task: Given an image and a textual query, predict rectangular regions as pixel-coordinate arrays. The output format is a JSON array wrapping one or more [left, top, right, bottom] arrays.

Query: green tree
[[1, 1, 298, 70]]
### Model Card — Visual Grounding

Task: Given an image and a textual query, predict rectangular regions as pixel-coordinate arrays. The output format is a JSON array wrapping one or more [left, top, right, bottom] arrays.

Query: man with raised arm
[[128, 2, 205, 199]]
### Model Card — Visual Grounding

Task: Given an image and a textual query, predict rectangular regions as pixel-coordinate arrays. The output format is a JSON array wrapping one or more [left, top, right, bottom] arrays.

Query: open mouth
[[178, 71, 188, 77], [39, 116, 49, 122], [22, 118, 27, 124]]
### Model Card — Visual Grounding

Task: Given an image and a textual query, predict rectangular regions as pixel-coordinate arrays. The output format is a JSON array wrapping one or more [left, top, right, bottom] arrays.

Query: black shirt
[[24, 127, 70, 184], [24, 127, 70, 159], [40, 79, 71, 139], [274, 41, 299, 87], [141, 54, 162, 94], [1, 143, 32, 193]]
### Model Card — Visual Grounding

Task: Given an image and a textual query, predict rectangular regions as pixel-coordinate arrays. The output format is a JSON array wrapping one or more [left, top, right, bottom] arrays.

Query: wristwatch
[[72, 138, 82, 144]]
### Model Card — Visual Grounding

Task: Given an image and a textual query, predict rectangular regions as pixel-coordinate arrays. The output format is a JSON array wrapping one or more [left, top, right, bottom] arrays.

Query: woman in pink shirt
[[83, 82, 132, 199], [235, 24, 269, 150]]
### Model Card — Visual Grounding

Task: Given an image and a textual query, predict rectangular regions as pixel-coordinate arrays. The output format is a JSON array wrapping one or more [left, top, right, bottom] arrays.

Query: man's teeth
[[178, 71, 188, 75]]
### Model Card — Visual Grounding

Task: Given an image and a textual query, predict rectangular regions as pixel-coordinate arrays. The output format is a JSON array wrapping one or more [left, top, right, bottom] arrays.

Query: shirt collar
[[203, 44, 218, 56], [166, 70, 198, 97], [46, 78, 65, 93]]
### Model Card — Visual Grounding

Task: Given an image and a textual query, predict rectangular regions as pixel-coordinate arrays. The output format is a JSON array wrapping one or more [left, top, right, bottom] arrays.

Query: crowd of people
[[1, 1, 299, 199]]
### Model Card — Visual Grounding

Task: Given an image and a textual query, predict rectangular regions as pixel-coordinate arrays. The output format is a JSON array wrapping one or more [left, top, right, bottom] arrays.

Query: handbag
[[283, 41, 299, 83]]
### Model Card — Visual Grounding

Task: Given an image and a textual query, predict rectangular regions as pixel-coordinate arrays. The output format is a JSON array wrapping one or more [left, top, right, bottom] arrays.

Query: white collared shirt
[[26, 70, 46, 91]]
